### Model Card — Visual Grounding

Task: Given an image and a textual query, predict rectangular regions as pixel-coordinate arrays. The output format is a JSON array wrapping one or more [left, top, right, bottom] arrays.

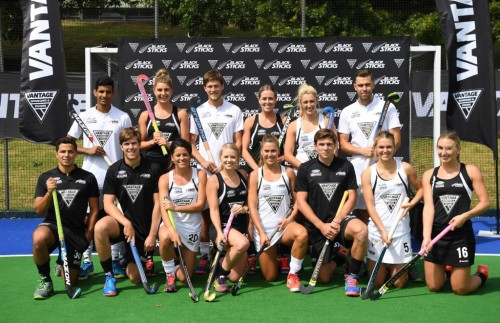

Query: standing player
[[67, 75, 132, 280], [284, 84, 334, 172], [32, 137, 99, 299], [94, 127, 162, 296], [361, 131, 423, 288], [158, 139, 207, 292], [422, 130, 489, 295], [295, 129, 368, 297], [189, 69, 244, 274], [207, 144, 250, 293], [338, 68, 402, 224], [138, 68, 190, 174], [248, 135, 308, 291]]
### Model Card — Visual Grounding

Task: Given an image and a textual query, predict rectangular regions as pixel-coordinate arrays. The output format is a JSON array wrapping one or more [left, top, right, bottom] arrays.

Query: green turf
[[2, 255, 498, 323]]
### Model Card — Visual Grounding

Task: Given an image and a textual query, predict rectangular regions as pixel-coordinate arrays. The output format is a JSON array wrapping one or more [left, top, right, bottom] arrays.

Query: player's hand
[[202, 160, 218, 173], [215, 231, 226, 251], [46, 177, 57, 193], [169, 229, 182, 248], [320, 222, 337, 240], [124, 223, 136, 244], [360, 146, 374, 158], [144, 235, 156, 252], [449, 214, 468, 230], [231, 204, 247, 216], [422, 237, 432, 254], [163, 198, 177, 212]]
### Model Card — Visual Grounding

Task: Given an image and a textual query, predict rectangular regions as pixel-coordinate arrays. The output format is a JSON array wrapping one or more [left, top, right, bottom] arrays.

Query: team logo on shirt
[[381, 194, 401, 213], [173, 198, 194, 206], [304, 146, 318, 160], [439, 195, 460, 214], [93, 130, 113, 147], [319, 183, 339, 201], [227, 190, 236, 198], [124, 185, 143, 203], [265, 195, 284, 213], [310, 169, 322, 177], [58, 189, 79, 207], [163, 132, 172, 141], [358, 122, 376, 140], [208, 123, 227, 140]]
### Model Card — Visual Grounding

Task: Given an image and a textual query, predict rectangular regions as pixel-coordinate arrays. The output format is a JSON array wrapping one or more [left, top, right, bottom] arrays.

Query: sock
[[200, 242, 210, 257], [100, 258, 113, 276], [215, 261, 231, 277], [111, 241, 125, 261], [475, 272, 487, 286], [162, 259, 175, 274], [289, 256, 303, 274], [83, 240, 93, 263], [349, 257, 364, 276], [37, 262, 52, 282]]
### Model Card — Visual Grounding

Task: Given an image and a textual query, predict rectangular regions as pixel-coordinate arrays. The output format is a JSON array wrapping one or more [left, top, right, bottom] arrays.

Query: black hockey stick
[[360, 197, 409, 299], [130, 241, 159, 294], [52, 191, 82, 299], [369, 224, 452, 300], [231, 207, 294, 296], [278, 103, 296, 147], [364, 92, 400, 168], [204, 212, 235, 302], [300, 191, 349, 294], [67, 98, 112, 166], [189, 96, 215, 163], [164, 196, 199, 302]]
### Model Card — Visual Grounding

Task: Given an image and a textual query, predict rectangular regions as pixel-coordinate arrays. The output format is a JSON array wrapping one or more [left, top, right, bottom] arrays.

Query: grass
[[1, 137, 498, 212]]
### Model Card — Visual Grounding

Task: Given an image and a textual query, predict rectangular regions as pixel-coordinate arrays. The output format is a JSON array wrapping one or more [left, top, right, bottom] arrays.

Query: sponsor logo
[[176, 43, 186, 52], [278, 76, 306, 86], [138, 43, 153, 53], [310, 169, 322, 177], [358, 121, 376, 140], [265, 195, 284, 213], [451, 183, 464, 188], [315, 42, 326, 52], [254, 59, 264, 68], [75, 179, 86, 185], [224, 92, 246, 102], [59, 189, 79, 207], [143, 44, 168, 53], [185, 43, 214, 53], [93, 130, 113, 147], [185, 76, 203, 86], [325, 43, 353, 52], [347, 92, 357, 101], [232, 76, 260, 86], [310, 59, 338, 69], [140, 173, 151, 178], [362, 43, 373, 52], [268, 43, 279, 52], [125, 60, 153, 70], [439, 195, 460, 215], [217, 60, 246, 69], [376, 76, 401, 85], [208, 123, 227, 139], [394, 58, 405, 68], [172, 92, 199, 102], [173, 198, 195, 206], [452, 89, 482, 121], [372, 43, 401, 53], [278, 44, 307, 53], [232, 43, 260, 53], [347, 59, 357, 68], [277, 93, 293, 102], [357, 59, 385, 69], [318, 92, 338, 102], [319, 183, 339, 201], [24, 91, 58, 123], [129, 43, 139, 52], [451, 1, 478, 81], [27, 3, 54, 81], [264, 60, 292, 69], [315, 75, 325, 85], [223, 76, 233, 85], [324, 76, 352, 86], [335, 171, 346, 176], [171, 60, 199, 70], [381, 194, 401, 213], [124, 185, 143, 203]]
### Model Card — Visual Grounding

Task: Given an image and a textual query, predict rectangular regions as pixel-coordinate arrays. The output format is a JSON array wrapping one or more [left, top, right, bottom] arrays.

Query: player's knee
[[427, 282, 443, 293], [263, 271, 277, 282], [233, 238, 250, 253], [452, 285, 469, 296]]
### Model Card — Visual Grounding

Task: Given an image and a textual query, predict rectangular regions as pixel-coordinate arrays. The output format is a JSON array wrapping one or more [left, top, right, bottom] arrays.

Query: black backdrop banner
[[119, 36, 411, 161], [436, 0, 498, 158], [18, 0, 69, 144]]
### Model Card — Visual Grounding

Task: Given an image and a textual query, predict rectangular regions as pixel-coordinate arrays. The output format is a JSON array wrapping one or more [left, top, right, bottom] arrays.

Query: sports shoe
[[476, 264, 489, 285], [214, 275, 229, 293], [145, 258, 156, 277], [54, 263, 62, 277], [195, 254, 209, 274], [247, 255, 256, 274], [163, 273, 178, 293], [103, 274, 117, 296], [112, 259, 126, 279], [408, 263, 424, 283], [286, 273, 301, 292], [79, 261, 95, 280], [445, 265, 452, 280], [280, 256, 290, 274], [33, 276, 54, 300], [344, 274, 360, 297]]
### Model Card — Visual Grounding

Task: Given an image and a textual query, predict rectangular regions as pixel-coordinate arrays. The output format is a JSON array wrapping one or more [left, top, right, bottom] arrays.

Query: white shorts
[[253, 223, 291, 253], [160, 217, 201, 253], [367, 232, 413, 264]]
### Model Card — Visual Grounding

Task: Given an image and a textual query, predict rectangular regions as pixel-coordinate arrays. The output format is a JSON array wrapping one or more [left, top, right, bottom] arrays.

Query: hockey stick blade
[[130, 241, 158, 294]]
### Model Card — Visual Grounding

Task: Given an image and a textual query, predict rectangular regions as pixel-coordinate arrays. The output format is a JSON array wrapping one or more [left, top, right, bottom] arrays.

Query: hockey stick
[[360, 197, 410, 299], [188, 96, 215, 163], [164, 196, 199, 302], [300, 191, 349, 294], [52, 191, 82, 299], [278, 103, 296, 147], [369, 224, 453, 300], [129, 241, 159, 294], [322, 106, 336, 130], [136, 74, 168, 156], [230, 207, 294, 296], [204, 212, 235, 302], [364, 92, 400, 169], [67, 98, 112, 166]]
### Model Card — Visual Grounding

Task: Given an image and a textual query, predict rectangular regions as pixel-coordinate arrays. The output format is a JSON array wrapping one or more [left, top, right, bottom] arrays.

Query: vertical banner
[[19, 0, 69, 144], [436, 0, 498, 158]]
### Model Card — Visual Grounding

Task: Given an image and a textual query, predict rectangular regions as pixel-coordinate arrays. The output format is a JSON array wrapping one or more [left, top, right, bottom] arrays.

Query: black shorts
[[38, 222, 88, 270], [208, 224, 248, 250], [425, 226, 476, 268], [110, 223, 148, 264], [308, 215, 356, 265]]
